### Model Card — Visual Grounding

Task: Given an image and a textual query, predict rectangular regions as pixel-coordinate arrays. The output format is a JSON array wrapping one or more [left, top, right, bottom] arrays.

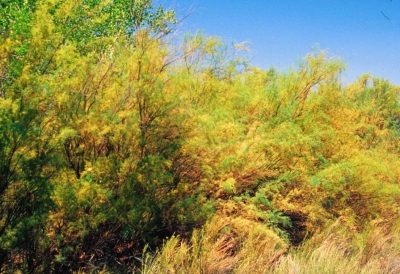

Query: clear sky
[[162, 0, 400, 84]]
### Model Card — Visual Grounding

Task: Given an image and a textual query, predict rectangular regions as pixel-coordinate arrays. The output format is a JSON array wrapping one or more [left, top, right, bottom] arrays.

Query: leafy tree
[[2, 0, 400, 272], [0, 0, 179, 271]]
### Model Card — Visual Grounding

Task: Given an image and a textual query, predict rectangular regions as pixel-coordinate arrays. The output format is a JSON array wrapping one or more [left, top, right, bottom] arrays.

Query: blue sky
[[162, 1, 400, 84]]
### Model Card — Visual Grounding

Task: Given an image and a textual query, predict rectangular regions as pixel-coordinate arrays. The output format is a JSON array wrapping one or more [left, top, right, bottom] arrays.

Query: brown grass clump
[[141, 215, 287, 274], [140, 218, 400, 274], [270, 219, 400, 274]]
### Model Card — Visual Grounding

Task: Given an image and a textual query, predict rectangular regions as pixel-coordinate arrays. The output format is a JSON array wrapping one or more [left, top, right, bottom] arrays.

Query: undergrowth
[[136, 217, 400, 274]]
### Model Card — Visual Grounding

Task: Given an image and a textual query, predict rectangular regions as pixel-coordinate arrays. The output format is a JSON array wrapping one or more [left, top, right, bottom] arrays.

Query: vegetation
[[1, 0, 399, 273]]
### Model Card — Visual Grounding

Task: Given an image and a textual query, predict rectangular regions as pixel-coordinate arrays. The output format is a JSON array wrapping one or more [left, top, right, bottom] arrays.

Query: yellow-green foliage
[[1, 0, 400, 272]]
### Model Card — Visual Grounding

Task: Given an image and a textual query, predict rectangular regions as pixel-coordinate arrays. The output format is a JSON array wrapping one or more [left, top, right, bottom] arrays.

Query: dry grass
[[270, 219, 400, 274], [140, 218, 400, 274], [141, 215, 287, 274]]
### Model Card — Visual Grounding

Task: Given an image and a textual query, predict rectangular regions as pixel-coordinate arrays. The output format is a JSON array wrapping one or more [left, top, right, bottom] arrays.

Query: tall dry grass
[[271, 219, 400, 274], [140, 218, 400, 274], [141, 215, 287, 274]]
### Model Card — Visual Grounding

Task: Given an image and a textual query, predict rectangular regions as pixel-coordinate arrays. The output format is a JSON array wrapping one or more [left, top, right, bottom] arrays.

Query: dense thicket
[[1, 0, 400, 273]]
